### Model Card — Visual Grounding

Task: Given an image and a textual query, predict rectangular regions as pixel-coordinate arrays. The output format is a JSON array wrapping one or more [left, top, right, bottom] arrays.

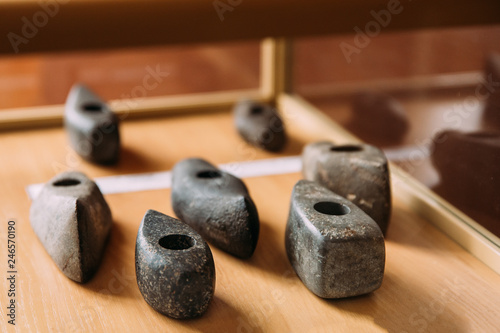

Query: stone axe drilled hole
[[159, 234, 195, 250], [81, 103, 103, 112], [196, 170, 222, 179], [53, 178, 81, 187], [314, 201, 350, 216], [250, 105, 264, 115], [330, 145, 362, 153]]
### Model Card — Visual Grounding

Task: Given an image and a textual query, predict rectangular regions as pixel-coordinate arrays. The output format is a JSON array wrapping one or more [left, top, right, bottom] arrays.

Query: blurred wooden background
[[0, 25, 499, 109]]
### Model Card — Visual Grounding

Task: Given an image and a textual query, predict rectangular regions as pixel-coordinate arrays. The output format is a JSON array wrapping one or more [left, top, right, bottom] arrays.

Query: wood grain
[[0, 110, 499, 332]]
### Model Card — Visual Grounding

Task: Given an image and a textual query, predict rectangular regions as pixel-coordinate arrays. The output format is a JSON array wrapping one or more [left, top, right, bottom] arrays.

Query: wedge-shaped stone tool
[[302, 141, 391, 235], [171, 158, 259, 259], [65, 84, 120, 164], [285, 180, 385, 299], [135, 210, 215, 319], [234, 99, 287, 152], [29, 171, 112, 283]]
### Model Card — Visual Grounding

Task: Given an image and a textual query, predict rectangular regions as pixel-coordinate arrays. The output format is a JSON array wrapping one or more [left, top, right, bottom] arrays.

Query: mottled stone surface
[[285, 180, 385, 299], [135, 210, 215, 319], [483, 53, 500, 127], [171, 158, 259, 259], [431, 130, 500, 230], [302, 141, 391, 235], [348, 91, 409, 145], [233, 99, 287, 152], [29, 171, 112, 283], [64, 84, 120, 164]]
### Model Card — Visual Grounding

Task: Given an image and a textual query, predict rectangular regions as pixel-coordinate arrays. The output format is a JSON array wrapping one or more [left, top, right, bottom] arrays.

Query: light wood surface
[[0, 104, 499, 332], [1, 0, 500, 54]]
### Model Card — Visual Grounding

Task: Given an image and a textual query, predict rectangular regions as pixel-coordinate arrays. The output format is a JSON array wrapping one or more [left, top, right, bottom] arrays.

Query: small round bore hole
[[250, 105, 264, 115], [159, 234, 195, 250], [81, 103, 103, 112], [314, 201, 350, 216], [197, 170, 222, 179], [53, 178, 81, 187], [330, 145, 362, 153]]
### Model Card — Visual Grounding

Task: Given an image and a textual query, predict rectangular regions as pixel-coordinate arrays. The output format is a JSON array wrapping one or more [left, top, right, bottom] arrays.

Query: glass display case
[[0, 1, 499, 332]]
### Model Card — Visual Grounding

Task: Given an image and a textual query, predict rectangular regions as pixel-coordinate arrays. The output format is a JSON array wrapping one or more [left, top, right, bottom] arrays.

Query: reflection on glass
[[295, 25, 500, 238], [0, 41, 260, 109]]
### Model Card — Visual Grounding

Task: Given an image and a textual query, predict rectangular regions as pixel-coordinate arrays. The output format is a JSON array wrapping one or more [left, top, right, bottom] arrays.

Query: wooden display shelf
[[1, 95, 499, 332]]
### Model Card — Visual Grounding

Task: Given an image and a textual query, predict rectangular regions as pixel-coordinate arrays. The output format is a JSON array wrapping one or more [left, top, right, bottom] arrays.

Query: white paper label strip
[[383, 145, 430, 162], [26, 155, 303, 200], [26, 147, 417, 200]]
